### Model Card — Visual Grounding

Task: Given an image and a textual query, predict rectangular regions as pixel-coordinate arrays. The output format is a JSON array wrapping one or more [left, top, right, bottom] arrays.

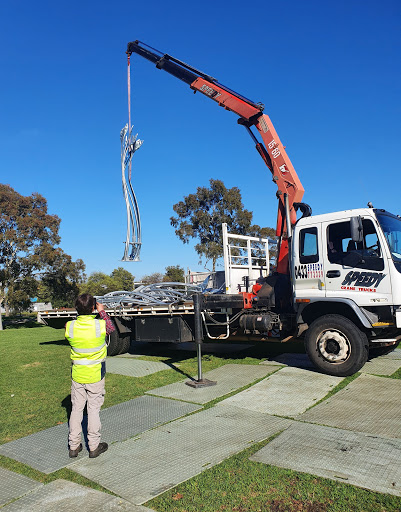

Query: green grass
[[0, 327, 277, 443], [148, 437, 401, 512], [1, 326, 400, 511]]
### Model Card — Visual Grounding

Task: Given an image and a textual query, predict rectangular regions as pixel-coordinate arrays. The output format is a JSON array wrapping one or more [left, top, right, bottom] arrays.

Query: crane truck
[[39, 41, 401, 377]]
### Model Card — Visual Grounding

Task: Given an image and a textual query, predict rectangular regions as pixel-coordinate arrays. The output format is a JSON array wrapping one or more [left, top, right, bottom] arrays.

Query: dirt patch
[[268, 499, 328, 512], [21, 362, 42, 369]]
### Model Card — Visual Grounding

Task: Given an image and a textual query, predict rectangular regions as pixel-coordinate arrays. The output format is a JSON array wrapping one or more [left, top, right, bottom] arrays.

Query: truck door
[[292, 224, 325, 299], [322, 217, 392, 304]]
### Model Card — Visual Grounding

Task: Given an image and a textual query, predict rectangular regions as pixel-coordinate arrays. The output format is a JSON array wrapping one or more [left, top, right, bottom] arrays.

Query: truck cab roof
[[296, 207, 378, 227]]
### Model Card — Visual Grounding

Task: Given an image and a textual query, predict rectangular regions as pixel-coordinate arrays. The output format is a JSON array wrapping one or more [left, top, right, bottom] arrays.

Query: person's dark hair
[[75, 294, 95, 315]]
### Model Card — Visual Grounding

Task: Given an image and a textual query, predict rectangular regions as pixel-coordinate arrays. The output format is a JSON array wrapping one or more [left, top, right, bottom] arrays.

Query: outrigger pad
[[147, 363, 277, 404], [185, 378, 217, 388]]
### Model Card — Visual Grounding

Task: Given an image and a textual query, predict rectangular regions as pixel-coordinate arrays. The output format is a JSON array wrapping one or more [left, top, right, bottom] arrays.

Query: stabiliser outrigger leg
[[185, 292, 247, 388], [186, 293, 217, 388]]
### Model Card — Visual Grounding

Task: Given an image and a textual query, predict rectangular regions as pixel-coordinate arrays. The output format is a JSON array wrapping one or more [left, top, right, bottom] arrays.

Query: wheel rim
[[317, 329, 351, 363]]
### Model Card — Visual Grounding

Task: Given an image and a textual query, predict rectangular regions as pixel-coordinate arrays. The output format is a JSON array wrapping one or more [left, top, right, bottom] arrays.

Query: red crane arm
[[127, 41, 305, 274]]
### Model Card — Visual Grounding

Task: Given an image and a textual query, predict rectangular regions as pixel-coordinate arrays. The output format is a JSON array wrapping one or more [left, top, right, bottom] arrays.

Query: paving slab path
[[70, 404, 292, 505], [378, 347, 401, 359], [299, 374, 401, 438], [250, 422, 401, 497], [260, 350, 401, 375], [220, 366, 344, 416], [260, 353, 316, 370], [360, 357, 401, 375], [106, 357, 172, 377], [0, 467, 43, 507], [0, 396, 200, 473], [0, 479, 153, 511], [2, 360, 400, 507], [147, 363, 278, 404]]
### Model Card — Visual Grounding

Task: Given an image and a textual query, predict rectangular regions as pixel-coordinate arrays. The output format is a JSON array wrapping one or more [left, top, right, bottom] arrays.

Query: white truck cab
[[291, 207, 401, 375]]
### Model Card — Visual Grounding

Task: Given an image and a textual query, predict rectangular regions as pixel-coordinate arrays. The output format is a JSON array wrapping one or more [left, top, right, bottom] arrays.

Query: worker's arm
[[96, 302, 115, 335]]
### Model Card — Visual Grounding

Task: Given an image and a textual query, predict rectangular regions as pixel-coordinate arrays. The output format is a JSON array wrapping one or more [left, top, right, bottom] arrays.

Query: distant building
[[32, 302, 52, 312]]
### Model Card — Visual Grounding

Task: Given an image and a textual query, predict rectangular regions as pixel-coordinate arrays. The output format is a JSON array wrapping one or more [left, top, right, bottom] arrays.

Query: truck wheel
[[107, 331, 131, 356], [107, 330, 121, 356], [118, 333, 131, 355], [304, 314, 368, 377]]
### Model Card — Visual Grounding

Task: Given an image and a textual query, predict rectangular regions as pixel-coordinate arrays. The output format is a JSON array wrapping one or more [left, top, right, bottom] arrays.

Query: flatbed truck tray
[[39, 301, 195, 322]]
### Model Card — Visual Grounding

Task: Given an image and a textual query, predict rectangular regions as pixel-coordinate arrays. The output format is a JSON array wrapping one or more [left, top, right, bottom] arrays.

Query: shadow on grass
[[3, 320, 46, 329], [122, 339, 309, 378], [127, 339, 306, 361], [40, 339, 70, 346], [164, 361, 195, 380]]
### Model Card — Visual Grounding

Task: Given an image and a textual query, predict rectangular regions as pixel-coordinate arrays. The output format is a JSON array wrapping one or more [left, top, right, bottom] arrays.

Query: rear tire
[[118, 333, 131, 355], [305, 314, 368, 376], [106, 331, 131, 356], [106, 330, 120, 356]]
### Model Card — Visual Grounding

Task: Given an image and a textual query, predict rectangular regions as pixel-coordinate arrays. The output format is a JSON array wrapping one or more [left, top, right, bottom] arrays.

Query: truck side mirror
[[350, 216, 363, 243]]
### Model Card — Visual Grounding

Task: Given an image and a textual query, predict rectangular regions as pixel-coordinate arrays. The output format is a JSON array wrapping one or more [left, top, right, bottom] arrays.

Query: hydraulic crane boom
[[127, 40, 306, 274]]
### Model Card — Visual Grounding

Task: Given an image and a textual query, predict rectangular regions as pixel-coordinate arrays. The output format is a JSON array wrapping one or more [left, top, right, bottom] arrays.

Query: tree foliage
[[171, 179, 274, 270], [38, 249, 86, 308], [163, 265, 185, 283], [111, 267, 135, 291], [0, 184, 84, 318], [6, 277, 38, 313], [80, 268, 135, 296], [141, 272, 164, 285]]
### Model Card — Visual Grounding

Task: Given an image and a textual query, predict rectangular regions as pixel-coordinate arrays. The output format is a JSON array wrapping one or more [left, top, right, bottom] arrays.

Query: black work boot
[[69, 443, 83, 458], [89, 442, 108, 458]]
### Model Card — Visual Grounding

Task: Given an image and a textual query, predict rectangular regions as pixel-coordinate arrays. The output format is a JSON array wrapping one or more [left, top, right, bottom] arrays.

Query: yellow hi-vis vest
[[65, 315, 107, 384]]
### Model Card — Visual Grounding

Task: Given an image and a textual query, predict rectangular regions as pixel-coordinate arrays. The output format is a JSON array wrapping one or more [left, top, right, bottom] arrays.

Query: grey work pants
[[68, 377, 105, 451]]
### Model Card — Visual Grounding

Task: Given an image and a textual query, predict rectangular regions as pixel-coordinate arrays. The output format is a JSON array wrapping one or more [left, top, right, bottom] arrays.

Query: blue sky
[[1, 0, 400, 281]]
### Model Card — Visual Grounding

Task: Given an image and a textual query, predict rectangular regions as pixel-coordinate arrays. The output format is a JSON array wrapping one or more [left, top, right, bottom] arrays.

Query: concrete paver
[[260, 351, 401, 375], [378, 348, 401, 359], [146, 363, 278, 404], [260, 353, 315, 369], [250, 422, 401, 496], [106, 357, 171, 377], [0, 479, 154, 511], [70, 404, 292, 505], [2, 355, 400, 506], [360, 358, 401, 376], [0, 467, 43, 507], [299, 374, 401, 438], [219, 366, 344, 416], [0, 396, 200, 474]]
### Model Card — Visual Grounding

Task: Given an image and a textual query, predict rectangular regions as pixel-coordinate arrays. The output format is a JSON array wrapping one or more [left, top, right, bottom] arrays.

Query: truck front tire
[[304, 314, 368, 376]]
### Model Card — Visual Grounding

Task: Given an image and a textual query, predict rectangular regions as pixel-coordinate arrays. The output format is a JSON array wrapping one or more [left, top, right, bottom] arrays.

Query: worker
[[65, 293, 115, 459]]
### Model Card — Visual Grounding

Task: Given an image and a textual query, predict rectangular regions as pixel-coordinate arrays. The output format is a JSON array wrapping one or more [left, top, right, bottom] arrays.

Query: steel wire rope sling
[[121, 52, 143, 261]]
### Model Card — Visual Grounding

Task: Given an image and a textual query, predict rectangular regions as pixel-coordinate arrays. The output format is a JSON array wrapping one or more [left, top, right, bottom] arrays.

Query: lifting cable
[[121, 52, 143, 261]]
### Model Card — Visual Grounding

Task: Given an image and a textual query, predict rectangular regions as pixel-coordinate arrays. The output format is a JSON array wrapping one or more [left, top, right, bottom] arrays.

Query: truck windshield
[[376, 211, 401, 269]]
